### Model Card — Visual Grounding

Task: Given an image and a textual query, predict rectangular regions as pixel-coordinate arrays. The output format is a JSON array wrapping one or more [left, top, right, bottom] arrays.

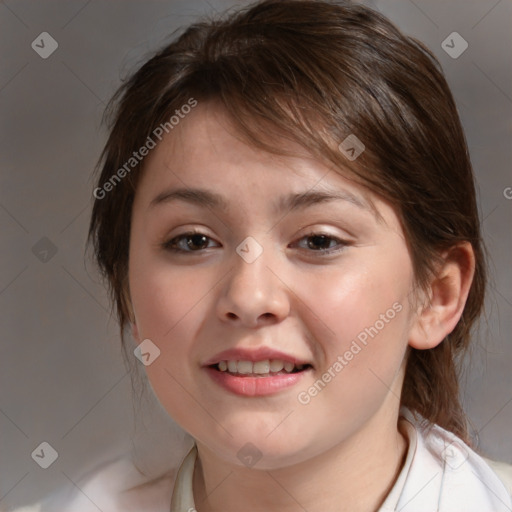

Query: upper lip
[[203, 347, 312, 367]]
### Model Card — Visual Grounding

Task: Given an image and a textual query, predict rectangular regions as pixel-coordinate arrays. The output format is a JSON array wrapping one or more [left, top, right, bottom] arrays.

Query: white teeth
[[284, 361, 294, 372], [237, 360, 253, 374], [252, 360, 270, 374], [269, 359, 284, 372], [215, 359, 308, 375]]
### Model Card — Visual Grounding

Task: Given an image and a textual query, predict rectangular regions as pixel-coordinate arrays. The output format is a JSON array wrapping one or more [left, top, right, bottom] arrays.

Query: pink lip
[[202, 347, 311, 367], [205, 366, 312, 397]]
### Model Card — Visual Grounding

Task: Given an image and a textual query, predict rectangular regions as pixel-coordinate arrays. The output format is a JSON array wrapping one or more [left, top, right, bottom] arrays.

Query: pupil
[[188, 234, 208, 250], [309, 235, 330, 250]]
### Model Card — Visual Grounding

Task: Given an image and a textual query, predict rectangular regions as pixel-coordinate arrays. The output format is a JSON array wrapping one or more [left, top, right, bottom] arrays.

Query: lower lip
[[204, 366, 310, 397]]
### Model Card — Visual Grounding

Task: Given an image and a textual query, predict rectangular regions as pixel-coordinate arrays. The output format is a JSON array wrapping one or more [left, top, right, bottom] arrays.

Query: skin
[[128, 102, 475, 512]]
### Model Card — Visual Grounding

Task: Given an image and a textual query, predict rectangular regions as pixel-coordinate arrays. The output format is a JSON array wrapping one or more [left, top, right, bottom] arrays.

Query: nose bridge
[[217, 235, 289, 325]]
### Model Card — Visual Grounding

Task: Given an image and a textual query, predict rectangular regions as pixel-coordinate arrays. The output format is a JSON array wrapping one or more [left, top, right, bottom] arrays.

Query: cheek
[[312, 244, 411, 335], [128, 251, 217, 404], [129, 250, 214, 339], [295, 249, 413, 389]]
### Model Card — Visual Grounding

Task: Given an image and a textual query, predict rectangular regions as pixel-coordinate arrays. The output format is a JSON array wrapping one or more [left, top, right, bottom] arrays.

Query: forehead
[[145, 102, 323, 182], [134, 102, 391, 226]]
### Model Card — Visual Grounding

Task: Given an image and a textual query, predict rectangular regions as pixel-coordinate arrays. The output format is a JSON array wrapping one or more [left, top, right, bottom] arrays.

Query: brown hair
[[88, 0, 486, 442]]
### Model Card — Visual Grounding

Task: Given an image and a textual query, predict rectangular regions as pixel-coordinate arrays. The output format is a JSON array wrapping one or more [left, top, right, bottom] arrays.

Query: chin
[[203, 430, 316, 470]]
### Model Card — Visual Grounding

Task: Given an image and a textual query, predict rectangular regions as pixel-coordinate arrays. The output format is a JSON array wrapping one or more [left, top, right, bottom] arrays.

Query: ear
[[408, 242, 475, 350]]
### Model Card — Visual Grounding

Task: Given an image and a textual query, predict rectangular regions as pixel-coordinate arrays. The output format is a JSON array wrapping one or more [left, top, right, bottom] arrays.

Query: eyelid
[[162, 229, 350, 256]]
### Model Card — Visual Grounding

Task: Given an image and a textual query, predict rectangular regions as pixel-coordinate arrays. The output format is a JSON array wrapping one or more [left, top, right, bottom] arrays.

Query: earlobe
[[408, 242, 475, 350]]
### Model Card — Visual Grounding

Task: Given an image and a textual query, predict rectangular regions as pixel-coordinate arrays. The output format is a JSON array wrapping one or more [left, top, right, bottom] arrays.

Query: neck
[[192, 405, 408, 512]]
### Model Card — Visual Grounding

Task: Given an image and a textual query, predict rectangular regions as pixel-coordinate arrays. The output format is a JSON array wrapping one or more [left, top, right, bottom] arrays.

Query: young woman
[[18, 1, 512, 510]]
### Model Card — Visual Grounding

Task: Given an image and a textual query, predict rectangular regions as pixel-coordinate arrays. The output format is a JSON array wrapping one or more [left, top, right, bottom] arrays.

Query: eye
[[293, 232, 348, 254], [162, 231, 220, 253], [162, 231, 348, 254]]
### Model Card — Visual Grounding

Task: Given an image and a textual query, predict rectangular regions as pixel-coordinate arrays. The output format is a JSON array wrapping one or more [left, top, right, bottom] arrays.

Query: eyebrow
[[149, 186, 372, 215]]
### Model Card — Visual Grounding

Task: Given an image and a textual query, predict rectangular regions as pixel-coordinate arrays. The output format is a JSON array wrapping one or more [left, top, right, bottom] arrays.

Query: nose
[[216, 246, 290, 328]]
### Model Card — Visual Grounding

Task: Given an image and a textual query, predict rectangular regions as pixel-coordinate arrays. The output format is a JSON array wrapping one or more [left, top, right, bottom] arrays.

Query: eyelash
[[162, 230, 349, 255]]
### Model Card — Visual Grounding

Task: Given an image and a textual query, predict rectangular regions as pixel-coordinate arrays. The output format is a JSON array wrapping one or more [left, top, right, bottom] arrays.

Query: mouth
[[209, 359, 313, 377], [205, 359, 314, 397]]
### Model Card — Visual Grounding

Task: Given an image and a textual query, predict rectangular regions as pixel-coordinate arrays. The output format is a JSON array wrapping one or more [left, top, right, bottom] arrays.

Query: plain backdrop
[[1, 0, 511, 509]]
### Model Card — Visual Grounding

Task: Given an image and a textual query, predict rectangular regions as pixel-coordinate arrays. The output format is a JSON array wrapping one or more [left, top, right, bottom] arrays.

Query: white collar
[[170, 409, 512, 511]]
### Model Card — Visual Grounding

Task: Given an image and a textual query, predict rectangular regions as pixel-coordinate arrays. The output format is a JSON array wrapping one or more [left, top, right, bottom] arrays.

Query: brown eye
[[163, 232, 218, 252], [293, 232, 348, 254], [306, 234, 336, 251]]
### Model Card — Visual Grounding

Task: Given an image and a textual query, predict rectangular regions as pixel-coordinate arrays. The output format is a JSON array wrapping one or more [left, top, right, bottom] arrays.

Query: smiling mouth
[[209, 359, 313, 377]]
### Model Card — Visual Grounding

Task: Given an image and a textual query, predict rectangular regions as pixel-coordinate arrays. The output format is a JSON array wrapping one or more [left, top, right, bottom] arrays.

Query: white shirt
[[11, 409, 512, 512]]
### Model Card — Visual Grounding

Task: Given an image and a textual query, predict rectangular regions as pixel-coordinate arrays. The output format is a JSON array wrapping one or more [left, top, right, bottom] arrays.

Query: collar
[[170, 409, 512, 511]]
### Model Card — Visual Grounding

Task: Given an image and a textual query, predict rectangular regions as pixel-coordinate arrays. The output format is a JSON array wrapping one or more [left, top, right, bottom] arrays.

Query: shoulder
[[8, 457, 176, 512], [75, 457, 176, 512], [397, 408, 512, 511], [483, 457, 512, 496], [423, 420, 512, 503]]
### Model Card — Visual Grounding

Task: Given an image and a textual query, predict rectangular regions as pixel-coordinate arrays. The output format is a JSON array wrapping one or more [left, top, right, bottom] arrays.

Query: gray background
[[1, 0, 511, 509]]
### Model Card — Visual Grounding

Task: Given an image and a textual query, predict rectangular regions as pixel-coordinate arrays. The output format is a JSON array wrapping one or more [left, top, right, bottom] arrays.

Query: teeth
[[215, 359, 308, 375], [237, 361, 253, 374], [253, 360, 270, 373], [269, 359, 284, 372]]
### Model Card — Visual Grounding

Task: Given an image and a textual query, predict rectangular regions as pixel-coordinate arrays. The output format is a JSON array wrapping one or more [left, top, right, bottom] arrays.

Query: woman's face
[[128, 102, 418, 469]]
